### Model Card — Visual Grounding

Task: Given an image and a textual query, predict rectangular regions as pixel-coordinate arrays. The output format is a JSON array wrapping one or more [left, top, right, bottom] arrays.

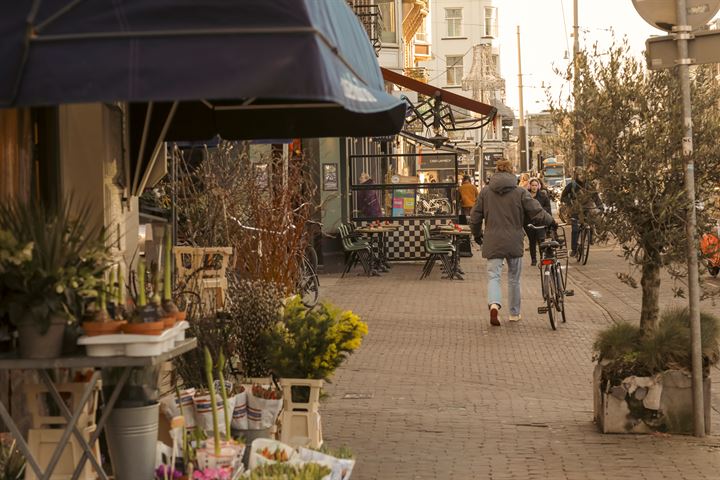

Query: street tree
[[549, 40, 720, 333]]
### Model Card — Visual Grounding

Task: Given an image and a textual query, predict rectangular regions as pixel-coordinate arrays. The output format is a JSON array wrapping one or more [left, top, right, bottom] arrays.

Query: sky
[[497, 0, 686, 115]]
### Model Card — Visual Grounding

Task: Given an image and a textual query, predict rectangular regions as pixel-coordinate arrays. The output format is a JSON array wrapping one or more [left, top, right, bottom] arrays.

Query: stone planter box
[[593, 365, 711, 434]]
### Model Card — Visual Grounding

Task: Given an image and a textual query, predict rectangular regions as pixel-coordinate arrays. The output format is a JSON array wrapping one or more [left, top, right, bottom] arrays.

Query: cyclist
[[560, 167, 602, 257], [470, 159, 557, 327]]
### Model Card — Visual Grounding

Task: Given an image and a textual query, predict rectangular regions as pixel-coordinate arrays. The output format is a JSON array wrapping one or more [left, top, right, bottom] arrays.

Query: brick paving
[[318, 242, 720, 480]]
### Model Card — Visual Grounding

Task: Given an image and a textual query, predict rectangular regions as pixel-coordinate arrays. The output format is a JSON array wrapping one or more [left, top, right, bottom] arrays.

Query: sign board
[[392, 189, 416, 217], [632, 0, 720, 31], [419, 155, 455, 170], [646, 28, 720, 69]]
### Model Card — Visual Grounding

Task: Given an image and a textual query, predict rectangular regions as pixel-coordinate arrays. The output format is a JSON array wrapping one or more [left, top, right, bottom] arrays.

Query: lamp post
[[632, 0, 720, 437]]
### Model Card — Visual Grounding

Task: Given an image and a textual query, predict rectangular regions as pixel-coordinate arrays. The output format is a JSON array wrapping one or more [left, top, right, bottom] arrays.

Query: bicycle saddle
[[540, 240, 560, 248]]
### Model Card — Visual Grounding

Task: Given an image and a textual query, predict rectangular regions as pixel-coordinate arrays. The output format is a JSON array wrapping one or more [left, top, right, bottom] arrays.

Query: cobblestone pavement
[[318, 242, 720, 480]]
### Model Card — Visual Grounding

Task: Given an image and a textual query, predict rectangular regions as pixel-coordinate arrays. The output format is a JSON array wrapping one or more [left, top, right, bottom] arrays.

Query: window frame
[[445, 7, 463, 38], [445, 55, 464, 87]]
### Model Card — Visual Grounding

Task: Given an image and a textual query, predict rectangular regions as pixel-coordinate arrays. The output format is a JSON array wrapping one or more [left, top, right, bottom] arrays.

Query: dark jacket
[[469, 172, 554, 259], [535, 190, 552, 216], [560, 180, 602, 216], [357, 178, 381, 217]]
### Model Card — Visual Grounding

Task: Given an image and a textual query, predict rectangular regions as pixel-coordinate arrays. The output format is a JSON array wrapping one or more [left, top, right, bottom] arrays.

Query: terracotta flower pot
[[175, 310, 187, 322], [82, 320, 127, 336], [121, 320, 165, 336], [161, 315, 176, 329]]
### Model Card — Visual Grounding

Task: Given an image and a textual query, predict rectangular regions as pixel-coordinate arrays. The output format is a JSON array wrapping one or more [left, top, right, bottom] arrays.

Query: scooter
[[700, 224, 720, 277]]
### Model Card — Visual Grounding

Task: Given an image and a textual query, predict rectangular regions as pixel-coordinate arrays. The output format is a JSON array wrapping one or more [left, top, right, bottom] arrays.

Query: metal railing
[[347, 1, 383, 55]]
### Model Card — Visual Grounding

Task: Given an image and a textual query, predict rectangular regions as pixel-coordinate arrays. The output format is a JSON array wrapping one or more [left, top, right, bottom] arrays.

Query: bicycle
[[575, 221, 592, 265], [527, 223, 574, 330], [231, 217, 320, 308]]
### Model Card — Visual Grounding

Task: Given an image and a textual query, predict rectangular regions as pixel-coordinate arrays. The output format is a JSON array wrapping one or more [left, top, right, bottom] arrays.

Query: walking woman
[[524, 177, 553, 266]]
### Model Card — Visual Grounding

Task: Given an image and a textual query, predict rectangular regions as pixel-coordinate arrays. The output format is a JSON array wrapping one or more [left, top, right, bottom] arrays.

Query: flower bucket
[[105, 403, 159, 480]]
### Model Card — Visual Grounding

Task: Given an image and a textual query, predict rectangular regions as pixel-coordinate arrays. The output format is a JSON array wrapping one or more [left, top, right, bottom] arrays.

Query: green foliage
[[246, 462, 331, 480], [0, 438, 25, 480], [175, 277, 282, 387], [263, 296, 368, 381], [594, 309, 720, 377], [593, 322, 641, 362], [549, 39, 720, 331], [0, 197, 111, 332]]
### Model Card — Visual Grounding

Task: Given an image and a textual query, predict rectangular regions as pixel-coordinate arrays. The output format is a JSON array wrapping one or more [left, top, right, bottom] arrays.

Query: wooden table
[[0, 339, 197, 480]]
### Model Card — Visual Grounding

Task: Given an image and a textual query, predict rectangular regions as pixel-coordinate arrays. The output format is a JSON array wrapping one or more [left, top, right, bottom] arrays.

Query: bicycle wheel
[[554, 265, 567, 324], [581, 227, 591, 265], [576, 227, 586, 263], [543, 265, 557, 330], [298, 256, 319, 308]]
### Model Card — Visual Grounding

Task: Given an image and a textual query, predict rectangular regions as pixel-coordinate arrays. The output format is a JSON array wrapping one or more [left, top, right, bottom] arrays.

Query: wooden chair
[[173, 246, 233, 311]]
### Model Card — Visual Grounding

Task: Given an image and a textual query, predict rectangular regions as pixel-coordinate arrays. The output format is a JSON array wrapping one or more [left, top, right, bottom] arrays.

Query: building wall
[[58, 103, 139, 269]]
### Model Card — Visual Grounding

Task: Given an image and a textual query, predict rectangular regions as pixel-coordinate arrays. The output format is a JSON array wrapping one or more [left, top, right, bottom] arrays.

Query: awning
[[0, 1, 407, 194], [381, 68, 496, 118]]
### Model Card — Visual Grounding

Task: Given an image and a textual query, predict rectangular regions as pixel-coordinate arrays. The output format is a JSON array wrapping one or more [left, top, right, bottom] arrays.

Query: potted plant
[[82, 275, 126, 336], [0, 198, 111, 358], [161, 224, 184, 324], [122, 259, 165, 335], [593, 308, 720, 434]]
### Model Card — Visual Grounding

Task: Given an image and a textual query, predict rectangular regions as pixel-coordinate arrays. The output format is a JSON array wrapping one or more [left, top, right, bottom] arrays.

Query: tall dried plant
[[168, 141, 316, 294]]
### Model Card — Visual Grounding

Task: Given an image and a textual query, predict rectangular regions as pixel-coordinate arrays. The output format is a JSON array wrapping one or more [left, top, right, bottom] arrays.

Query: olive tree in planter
[[0, 198, 111, 358], [549, 41, 720, 433], [593, 309, 720, 433]]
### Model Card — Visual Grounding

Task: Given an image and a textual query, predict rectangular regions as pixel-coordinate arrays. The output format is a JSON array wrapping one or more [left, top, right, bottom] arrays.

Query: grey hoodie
[[469, 172, 554, 259]]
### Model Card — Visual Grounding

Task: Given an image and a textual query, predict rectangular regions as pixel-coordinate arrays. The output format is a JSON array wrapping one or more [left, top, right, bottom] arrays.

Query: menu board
[[392, 190, 416, 217]]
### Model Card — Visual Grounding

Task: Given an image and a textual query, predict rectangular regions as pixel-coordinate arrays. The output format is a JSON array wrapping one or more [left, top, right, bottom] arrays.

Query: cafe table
[[355, 224, 399, 270]]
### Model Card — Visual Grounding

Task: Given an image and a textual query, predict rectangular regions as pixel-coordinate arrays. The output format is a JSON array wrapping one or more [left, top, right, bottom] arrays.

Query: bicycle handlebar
[[526, 223, 567, 230]]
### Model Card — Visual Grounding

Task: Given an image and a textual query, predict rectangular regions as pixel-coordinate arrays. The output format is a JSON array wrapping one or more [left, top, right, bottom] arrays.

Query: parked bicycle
[[231, 217, 320, 308], [527, 223, 574, 330]]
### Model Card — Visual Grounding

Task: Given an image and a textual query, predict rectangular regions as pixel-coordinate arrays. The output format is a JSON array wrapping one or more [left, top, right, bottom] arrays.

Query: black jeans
[[524, 225, 538, 262]]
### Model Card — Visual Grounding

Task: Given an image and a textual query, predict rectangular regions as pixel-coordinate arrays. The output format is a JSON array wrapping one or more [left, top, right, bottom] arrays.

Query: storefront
[[349, 151, 459, 260]]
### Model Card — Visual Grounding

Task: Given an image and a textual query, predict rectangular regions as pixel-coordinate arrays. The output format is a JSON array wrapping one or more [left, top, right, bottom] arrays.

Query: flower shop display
[[122, 258, 166, 335], [0, 198, 112, 358], [593, 308, 719, 434], [82, 270, 126, 336], [247, 384, 283, 431]]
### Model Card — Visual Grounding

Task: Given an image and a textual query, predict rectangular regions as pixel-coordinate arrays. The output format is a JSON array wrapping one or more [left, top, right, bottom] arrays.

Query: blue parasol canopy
[[0, 0, 406, 139]]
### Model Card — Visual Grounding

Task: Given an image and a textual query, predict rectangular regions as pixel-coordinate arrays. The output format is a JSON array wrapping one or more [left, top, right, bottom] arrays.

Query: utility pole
[[517, 25, 527, 172], [675, 0, 705, 437], [572, 0, 581, 171]]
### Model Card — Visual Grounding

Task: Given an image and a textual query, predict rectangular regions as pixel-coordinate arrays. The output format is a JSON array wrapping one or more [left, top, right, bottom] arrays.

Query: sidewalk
[[318, 244, 720, 480]]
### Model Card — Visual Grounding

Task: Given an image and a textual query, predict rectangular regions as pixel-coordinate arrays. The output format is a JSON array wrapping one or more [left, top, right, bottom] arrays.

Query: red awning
[[381, 67, 496, 119]]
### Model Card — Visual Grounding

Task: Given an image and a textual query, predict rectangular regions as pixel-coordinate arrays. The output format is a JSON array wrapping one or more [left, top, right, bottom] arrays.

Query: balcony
[[404, 67, 428, 83], [347, 1, 383, 55]]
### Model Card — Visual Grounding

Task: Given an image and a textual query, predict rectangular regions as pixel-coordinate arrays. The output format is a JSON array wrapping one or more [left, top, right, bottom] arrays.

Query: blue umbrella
[[0, 0, 406, 139]]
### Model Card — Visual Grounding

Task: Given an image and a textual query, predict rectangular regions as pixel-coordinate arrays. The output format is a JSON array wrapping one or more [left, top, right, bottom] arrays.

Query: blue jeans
[[487, 257, 522, 315]]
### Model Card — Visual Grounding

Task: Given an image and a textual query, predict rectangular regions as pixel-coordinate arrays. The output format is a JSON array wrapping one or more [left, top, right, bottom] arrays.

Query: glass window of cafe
[[349, 150, 460, 221]]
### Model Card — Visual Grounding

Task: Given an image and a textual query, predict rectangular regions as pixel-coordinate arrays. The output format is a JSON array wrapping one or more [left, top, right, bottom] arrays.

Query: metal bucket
[[105, 403, 159, 480]]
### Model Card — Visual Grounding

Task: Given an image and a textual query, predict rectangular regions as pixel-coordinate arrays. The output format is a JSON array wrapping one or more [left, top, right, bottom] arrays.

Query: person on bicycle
[[560, 168, 602, 257], [469, 160, 556, 326]]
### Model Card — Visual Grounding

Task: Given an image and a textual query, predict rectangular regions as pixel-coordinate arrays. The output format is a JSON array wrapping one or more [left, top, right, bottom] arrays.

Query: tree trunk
[[640, 254, 661, 333]]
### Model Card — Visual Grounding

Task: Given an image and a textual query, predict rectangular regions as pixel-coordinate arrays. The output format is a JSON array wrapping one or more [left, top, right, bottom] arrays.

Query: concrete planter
[[593, 364, 711, 434]]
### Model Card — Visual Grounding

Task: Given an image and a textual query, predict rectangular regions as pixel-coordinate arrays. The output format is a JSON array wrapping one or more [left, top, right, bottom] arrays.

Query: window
[[446, 55, 463, 86], [378, 0, 397, 44], [415, 18, 428, 43], [484, 7, 498, 38], [445, 8, 462, 37]]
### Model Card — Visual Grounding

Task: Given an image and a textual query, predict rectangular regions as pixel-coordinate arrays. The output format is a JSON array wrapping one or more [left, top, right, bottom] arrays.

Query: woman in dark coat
[[524, 177, 553, 265], [357, 172, 382, 218]]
